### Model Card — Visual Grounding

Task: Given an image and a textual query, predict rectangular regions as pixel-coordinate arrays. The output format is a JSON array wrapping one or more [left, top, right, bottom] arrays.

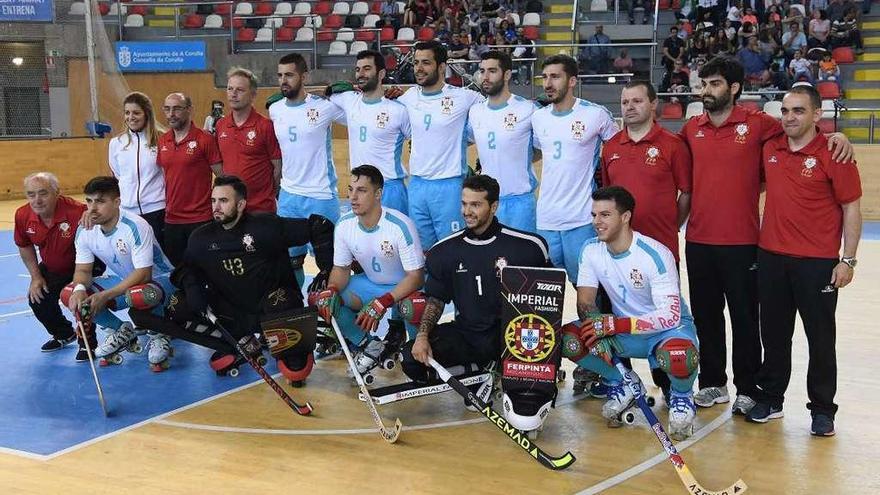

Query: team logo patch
[[246, 130, 256, 146], [208, 243, 220, 251], [161, 145, 168, 152], [26, 226, 36, 234], [219, 132, 228, 139], [694, 130, 705, 138], [242, 233, 256, 252], [494, 257, 508, 278], [380, 239, 395, 258], [186, 140, 197, 155], [375, 111, 390, 129], [267, 288, 287, 307], [802, 156, 817, 178], [115, 238, 128, 255], [503, 112, 517, 130], [630, 268, 644, 289], [504, 314, 555, 363], [608, 153, 620, 162], [263, 327, 302, 354], [734, 123, 749, 144], [768, 155, 778, 164], [440, 96, 454, 114], [645, 146, 660, 166], [59, 221, 72, 238], [571, 120, 586, 140], [307, 108, 320, 125], [456, 262, 467, 273]]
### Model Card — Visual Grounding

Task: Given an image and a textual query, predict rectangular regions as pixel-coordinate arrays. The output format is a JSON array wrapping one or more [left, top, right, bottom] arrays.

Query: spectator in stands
[[817, 50, 841, 87], [739, 36, 773, 86], [613, 48, 634, 73], [471, 32, 491, 59], [811, 0, 829, 13], [758, 27, 784, 62], [501, 19, 517, 42], [766, 5, 783, 25], [826, 0, 848, 21], [741, 6, 759, 26], [660, 58, 691, 103], [712, 28, 737, 56], [690, 34, 712, 60], [629, 0, 652, 25], [435, 19, 452, 41], [525, 0, 542, 13], [695, 10, 716, 36], [689, 55, 708, 91], [808, 9, 832, 48], [448, 31, 470, 58], [511, 30, 535, 84], [830, 8, 864, 54], [781, 5, 805, 27], [677, 19, 692, 41], [738, 21, 758, 47], [482, 0, 501, 19], [203, 100, 224, 135], [781, 21, 808, 61], [580, 24, 612, 75], [727, 0, 743, 30], [788, 48, 814, 82], [381, 0, 402, 32], [697, 0, 721, 26], [722, 19, 737, 40], [662, 26, 686, 71], [467, 5, 482, 38]]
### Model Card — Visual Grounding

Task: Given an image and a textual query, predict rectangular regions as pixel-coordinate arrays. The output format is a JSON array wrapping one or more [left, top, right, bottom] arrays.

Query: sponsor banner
[[503, 359, 556, 381], [115, 41, 207, 72], [0, 0, 53, 22]]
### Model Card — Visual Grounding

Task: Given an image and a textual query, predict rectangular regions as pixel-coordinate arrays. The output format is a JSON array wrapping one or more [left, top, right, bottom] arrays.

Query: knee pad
[[60, 283, 93, 308], [125, 283, 165, 310], [655, 338, 699, 379], [277, 352, 314, 382], [560, 321, 587, 361], [397, 291, 426, 325], [501, 391, 553, 432]]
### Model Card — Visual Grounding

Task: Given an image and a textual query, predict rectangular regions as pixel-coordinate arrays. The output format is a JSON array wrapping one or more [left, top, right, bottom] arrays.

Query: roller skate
[[278, 352, 314, 387], [315, 321, 342, 360], [572, 366, 601, 395], [350, 322, 405, 385], [147, 333, 173, 372], [210, 335, 267, 377], [668, 391, 696, 440], [95, 322, 141, 366]]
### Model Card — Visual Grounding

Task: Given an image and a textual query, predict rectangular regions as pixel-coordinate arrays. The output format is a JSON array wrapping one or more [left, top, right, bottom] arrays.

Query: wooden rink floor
[[1, 201, 879, 494]]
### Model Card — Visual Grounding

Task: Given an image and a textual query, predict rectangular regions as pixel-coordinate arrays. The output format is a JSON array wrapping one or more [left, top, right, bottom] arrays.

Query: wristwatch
[[841, 257, 857, 269]]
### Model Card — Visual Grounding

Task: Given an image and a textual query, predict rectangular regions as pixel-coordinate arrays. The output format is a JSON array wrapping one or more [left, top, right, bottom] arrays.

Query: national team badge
[[375, 111, 390, 129], [242, 233, 256, 252], [734, 123, 749, 144], [246, 130, 256, 146], [503, 112, 517, 130], [695, 130, 705, 138], [59, 222, 72, 238], [768, 155, 778, 164], [645, 146, 660, 166], [630, 268, 644, 289], [571, 120, 586, 140], [504, 314, 555, 363], [380, 239, 395, 258], [186, 140, 197, 155], [440, 96, 454, 115], [494, 257, 508, 278], [115, 238, 128, 255], [802, 156, 817, 178], [307, 108, 319, 125]]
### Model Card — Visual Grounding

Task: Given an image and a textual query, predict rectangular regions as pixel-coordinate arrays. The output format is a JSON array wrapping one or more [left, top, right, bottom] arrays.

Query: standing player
[[314, 165, 424, 376], [157, 92, 223, 265], [406, 175, 550, 420], [682, 56, 853, 414], [601, 80, 693, 399], [746, 86, 862, 437], [467, 50, 540, 233], [396, 40, 484, 249], [531, 54, 619, 284], [563, 186, 699, 440], [62, 177, 175, 371], [327, 50, 412, 214], [215, 67, 282, 214], [268, 53, 345, 287]]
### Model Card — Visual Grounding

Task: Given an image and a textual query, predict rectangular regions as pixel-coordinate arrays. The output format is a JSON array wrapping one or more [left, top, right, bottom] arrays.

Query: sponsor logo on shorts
[[536, 282, 563, 294], [503, 359, 556, 381]]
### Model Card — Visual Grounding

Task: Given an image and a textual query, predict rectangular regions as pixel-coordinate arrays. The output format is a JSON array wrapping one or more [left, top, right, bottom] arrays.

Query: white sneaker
[[668, 392, 696, 440], [354, 338, 386, 375], [147, 334, 172, 365], [602, 382, 635, 420], [694, 386, 730, 408], [94, 322, 137, 358], [732, 395, 757, 415]]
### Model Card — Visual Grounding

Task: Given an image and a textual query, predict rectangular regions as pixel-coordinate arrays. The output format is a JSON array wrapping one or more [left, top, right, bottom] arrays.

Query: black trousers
[[29, 264, 75, 340], [401, 321, 499, 383], [140, 209, 166, 250], [755, 249, 839, 417], [686, 242, 761, 397], [164, 221, 210, 267]]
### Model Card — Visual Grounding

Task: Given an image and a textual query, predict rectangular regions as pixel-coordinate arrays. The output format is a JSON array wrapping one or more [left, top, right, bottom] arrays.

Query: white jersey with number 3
[[333, 208, 425, 285]]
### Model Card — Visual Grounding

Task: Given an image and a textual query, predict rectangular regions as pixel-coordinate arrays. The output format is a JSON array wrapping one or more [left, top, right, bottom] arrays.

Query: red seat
[[183, 13, 205, 28], [276, 27, 294, 41], [370, 1, 381, 14], [380, 26, 395, 41], [236, 27, 256, 41], [740, 100, 761, 112], [522, 26, 539, 40], [355, 29, 376, 41], [231, 17, 245, 28], [831, 46, 855, 64], [818, 118, 836, 134], [254, 2, 274, 15], [313, 1, 331, 15], [385, 54, 397, 70], [817, 81, 841, 99], [659, 101, 683, 120], [285, 16, 305, 28], [417, 26, 434, 41], [129, 4, 147, 15], [672, 0, 681, 8], [324, 14, 343, 28], [98, 2, 110, 15], [317, 29, 334, 41], [658, 0, 670, 8], [214, 3, 231, 15]]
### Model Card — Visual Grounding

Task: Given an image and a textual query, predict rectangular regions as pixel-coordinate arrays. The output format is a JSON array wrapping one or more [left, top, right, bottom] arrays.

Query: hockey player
[[314, 165, 424, 378], [396, 40, 484, 249], [467, 50, 540, 233], [138, 175, 334, 382], [61, 176, 175, 371], [562, 186, 699, 440], [406, 174, 551, 421], [326, 50, 412, 214], [269, 53, 344, 288]]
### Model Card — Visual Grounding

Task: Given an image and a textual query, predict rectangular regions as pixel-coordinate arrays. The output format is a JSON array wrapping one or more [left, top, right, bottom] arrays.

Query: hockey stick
[[360, 372, 492, 405], [205, 310, 313, 416], [428, 357, 576, 471], [76, 304, 107, 417], [329, 318, 402, 443], [612, 357, 748, 495]]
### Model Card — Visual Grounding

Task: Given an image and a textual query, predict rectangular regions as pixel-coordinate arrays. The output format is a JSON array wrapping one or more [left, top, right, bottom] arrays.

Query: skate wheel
[[110, 354, 123, 365], [646, 396, 656, 407], [364, 374, 374, 385], [130, 343, 142, 354], [381, 358, 396, 370], [228, 368, 240, 377], [256, 356, 268, 366], [623, 412, 636, 424], [289, 379, 304, 388], [329, 344, 339, 354], [557, 370, 567, 382], [572, 383, 585, 395]]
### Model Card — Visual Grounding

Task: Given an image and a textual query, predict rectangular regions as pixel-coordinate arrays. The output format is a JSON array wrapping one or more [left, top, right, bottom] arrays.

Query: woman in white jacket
[[108, 91, 167, 247]]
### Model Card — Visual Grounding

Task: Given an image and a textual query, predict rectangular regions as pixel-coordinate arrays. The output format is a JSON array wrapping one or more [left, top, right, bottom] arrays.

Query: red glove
[[579, 314, 636, 348], [315, 285, 341, 322], [384, 85, 404, 100], [355, 292, 395, 332]]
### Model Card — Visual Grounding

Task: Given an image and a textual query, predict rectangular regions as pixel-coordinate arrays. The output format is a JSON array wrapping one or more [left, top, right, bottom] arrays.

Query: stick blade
[[538, 450, 577, 471], [296, 401, 314, 416], [382, 418, 403, 444]]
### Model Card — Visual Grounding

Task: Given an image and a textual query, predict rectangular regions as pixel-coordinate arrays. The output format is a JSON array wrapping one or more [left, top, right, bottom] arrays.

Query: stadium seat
[[590, 0, 608, 12], [124, 14, 144, 26], [658, 0, 670, 8], [417, 27, 435, 41], [294, 2, 311, 14], [370, 1, 381, 14], [295, 27, 314, 40], [522, 12, 540, 26], [285, 16, 305, 28], [817, 81, 841, 99], [380, 26, 395, 41], [69, 2, 86, 15], [234, 2, 253, 15], [763, 100, 783, 119], [831, 47, 855, 64], [324, 14, 343, 28], [236, 27, 256, 41], [821, 99, 837, 119], [128, 4, 146, 15], [305, 15, 323, 28], [317, 29, 334, 41], [204, 13, 223, 28], [685, 101, 704, 119], [275, 2, 292, 15], [351, 2, 369, 15], [255, 27, 274, 41], [108, 3, 127, 16], [313, 1, 332, 15], [231, 17, 245, 28], [818, 118, 835, 133], [385, 53, 397, 70], [255, 2, 273, 15], [183, 13, 205, 28], [333, 1, 350, 15], [522, 26, 539, 40], [350, 40, 369, 55], [336, 27, 354, 41], [363, 13, 380, 27], [659, 101, 683, 120], [98, 2, 110, 15], [328, 41, 348, 55], [740, 100, 761, 112], [276, 26, 294, 41], [214, 3, 231, 15], [397, 27, 415, 40], [345, 14, 363, 28], [355, 29, 375, 41], [265, 17, 283, 28], [509, 13, 520, 26]]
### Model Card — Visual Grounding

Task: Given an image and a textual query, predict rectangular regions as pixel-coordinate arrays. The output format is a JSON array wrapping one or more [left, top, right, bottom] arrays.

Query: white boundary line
[[0, 309, 33, 318], [0, 253, 20, 259]]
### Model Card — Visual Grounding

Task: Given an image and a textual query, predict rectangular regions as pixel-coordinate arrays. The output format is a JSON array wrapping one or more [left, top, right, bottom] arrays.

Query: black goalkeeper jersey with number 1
[[424, 218, 551, 333]]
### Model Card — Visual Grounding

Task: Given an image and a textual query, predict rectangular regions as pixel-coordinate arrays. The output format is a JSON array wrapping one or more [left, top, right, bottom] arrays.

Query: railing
[[839, 107, 878, 144]]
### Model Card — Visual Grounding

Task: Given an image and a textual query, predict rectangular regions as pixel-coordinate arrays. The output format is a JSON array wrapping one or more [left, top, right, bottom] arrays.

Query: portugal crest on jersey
[[246, 130, 256, 146], [242, 233, 256, 252], [503, 112, 517, 130], [115, 238, 128, 255], [734, 123, 749, 144], [307, 108, 320, 125], [59, 222, 72, 238], [630, 268, 644, 289], [440, 96, 454, 115], [186, 140, 197, 155], [802, 156, 817, 178], [645, 146, 660, 166], [379, 239, 395, 258], [494, 256, 508, 278], [375, 111, 390, 129], [571, 120, 586, 140]]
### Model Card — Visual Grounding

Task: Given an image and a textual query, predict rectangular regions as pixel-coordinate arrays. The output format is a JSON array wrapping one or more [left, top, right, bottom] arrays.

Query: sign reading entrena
[[115, 41, 207, 72], [0, 0, 54, 22]]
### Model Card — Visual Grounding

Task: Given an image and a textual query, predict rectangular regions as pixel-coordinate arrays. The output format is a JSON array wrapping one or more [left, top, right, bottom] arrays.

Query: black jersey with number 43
[[425, 218, 551, 333], [184, 213, 333, 314]]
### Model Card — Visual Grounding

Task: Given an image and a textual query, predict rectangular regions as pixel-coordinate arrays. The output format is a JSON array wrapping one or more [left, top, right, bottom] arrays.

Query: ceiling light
[[12, 57, 23, 66]]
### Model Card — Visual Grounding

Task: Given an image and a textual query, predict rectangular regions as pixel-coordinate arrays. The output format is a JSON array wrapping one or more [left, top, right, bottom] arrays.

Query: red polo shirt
[[680, 105, 782, 245], [602, 122, 692, 261], [157, 125, 221, 224], [14, 196, 86, 275], [215, 108, 281, 213], [760, 132, 861, 259]]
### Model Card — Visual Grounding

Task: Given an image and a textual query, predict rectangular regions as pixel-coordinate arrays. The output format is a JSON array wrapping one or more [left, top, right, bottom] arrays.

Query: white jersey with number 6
[[75, 212, 173, 278], [333, 208, 425, 285]]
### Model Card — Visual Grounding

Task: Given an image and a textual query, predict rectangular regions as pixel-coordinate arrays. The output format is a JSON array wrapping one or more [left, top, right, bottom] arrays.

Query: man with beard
[[157, 92, 223, 265], [681, 56, 853, 416], [396, 40, 484, 250], [268, 53, 345, 288], [326, 50, 412, 214], [129, 175, 334, 382], [466, 50, 540, 233]]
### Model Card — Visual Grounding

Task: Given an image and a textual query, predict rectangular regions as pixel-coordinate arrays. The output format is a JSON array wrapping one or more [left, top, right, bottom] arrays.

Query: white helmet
[[501, 392, 552, 432]]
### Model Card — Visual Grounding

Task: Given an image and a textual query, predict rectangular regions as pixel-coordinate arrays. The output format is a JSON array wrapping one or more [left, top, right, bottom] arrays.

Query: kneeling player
[[62, 176, 175, 371], [563, 186, 699, 440], [315, 165, 424, 381]]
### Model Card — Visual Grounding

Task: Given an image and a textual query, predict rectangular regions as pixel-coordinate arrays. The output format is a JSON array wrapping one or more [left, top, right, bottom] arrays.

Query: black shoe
[[75, 348, 91, 362], [41, 334, 76, 352], [811, 414, 835, 437], [746, 401, 784, 423]]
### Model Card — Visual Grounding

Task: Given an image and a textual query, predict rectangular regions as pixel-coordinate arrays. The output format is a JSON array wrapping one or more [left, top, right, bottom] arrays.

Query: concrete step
[[846, 88, 880, 99], [842, 127, 879, 142], [853, 68, 880, 80], [542, 31, 575, 41], [866, 36, 880, 47], [549, 4, 574, 14], [547, 17, 571, 27], [863, 21, 880, 30], [844, 80, 880, 89], [858, 52, 880, 62]]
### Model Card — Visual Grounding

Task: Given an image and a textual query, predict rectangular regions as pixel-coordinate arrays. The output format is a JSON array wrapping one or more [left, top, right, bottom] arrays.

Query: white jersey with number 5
[[397, 84, 484, 179], [329, 92, 411, 180], [577, 231, 689, 332], [467, 95, 539, 197], [75, 212, 173, 278], [333, 208, 425, 285], [269, 94, 345, 199], [532, 98, 619, 230]]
